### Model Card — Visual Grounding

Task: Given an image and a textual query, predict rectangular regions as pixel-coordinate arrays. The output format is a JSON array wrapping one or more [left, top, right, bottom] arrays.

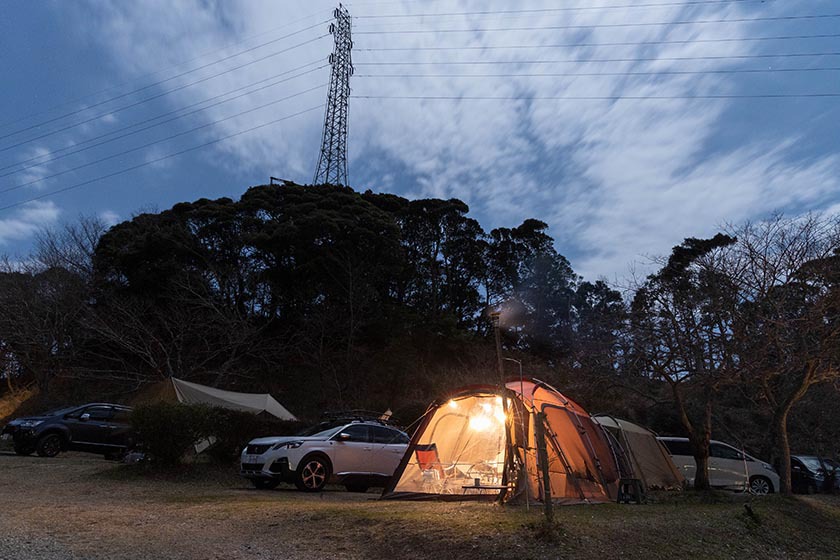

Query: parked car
[[1, 403, 134, 458], [240, 418, 409, 492], [824, 458, 840, 492], [791, 455, 840, 494], [658, 437, 779, 495]]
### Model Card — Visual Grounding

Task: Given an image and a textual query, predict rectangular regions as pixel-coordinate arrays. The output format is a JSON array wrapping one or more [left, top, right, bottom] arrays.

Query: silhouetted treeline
[[0, 183, 838, 494]]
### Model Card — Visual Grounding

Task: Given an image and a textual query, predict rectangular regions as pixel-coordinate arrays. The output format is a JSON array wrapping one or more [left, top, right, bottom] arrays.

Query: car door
[[65, 406, 116, 450], [106, 408, 133, 448], [331, 424, 373, 475], [709, 443, 748, 490], [370, 426, 409, 476]]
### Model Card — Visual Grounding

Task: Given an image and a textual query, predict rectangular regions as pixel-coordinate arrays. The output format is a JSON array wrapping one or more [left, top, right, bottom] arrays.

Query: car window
[[661, 439, 692, 456], [372, 426, 408, 444], [797, 457, 823, 472], [711, 443, 744, 461], [112, 409, 131, 424], [85, 406, 114, 421], [337, 424, 371, 443]]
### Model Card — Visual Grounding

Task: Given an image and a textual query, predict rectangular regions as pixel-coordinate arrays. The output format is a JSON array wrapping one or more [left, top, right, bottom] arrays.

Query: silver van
[[658, 437, 779, 495]]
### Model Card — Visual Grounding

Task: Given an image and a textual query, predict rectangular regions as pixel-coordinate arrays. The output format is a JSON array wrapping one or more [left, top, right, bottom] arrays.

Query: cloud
[[78, 0, 840, 279], [0, 201, 62, 245], [100, 210, 120, 226]]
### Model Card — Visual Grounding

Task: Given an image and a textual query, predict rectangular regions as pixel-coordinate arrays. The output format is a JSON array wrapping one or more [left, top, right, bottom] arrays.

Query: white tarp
[[171, 378, 297, 421]]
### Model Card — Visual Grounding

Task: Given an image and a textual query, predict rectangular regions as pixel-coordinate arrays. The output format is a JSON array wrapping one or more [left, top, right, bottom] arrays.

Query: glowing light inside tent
[[448, 399, 458, 409], [469, 415, 492, 432], [468, 398, 507, 431]]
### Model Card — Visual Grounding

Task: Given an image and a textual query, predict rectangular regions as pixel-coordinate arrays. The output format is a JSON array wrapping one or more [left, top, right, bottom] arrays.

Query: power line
[[0, 34, 328, 154], [358, 67, 840, 78], [0, 26, 329, 144], [354, 51, 840, 66], [0, 63, 327, 178], [353, 93, 840, 100], [355, 0, 776, 19], [354, 13, 840, 34], [0, 10, 333, 131], [0, 85, 326, 196], [356, 32, 840, 52], [0, 105, 325, 213]]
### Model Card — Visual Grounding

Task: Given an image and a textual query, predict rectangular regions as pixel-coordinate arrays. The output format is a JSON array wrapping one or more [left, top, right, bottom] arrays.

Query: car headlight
[[272, 440, 304, 450], [762, 463, 775, 472], [18, 420, 43, 428]]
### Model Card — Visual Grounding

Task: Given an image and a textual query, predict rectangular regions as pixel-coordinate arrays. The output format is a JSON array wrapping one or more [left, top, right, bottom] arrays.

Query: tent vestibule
[[593, 415, 684, 490]]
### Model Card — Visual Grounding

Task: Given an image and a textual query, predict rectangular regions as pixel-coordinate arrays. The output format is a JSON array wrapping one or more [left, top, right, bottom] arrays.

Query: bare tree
[[724, 214, 840, 494]]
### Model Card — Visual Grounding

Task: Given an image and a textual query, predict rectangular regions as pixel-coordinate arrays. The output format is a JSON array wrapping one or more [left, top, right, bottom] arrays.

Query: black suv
[[1, 403, 134, 458]]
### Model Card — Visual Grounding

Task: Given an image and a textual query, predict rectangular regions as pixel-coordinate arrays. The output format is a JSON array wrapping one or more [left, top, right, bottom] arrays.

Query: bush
[[131, 403, 207, 466], [131, 402, 303, 466]]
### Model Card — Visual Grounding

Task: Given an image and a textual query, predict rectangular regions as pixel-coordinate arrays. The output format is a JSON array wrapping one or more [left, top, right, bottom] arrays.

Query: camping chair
[[415, 443, 451, 492]]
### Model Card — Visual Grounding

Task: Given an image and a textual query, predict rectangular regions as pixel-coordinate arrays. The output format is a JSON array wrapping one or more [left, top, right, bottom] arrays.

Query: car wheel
[[13, 443, 34, 456], [251, 479, 281, 490], [295, 455, 331, 492], [35, 434, 63, 458], [749, 476, 773, 495], [345, 484, 369, 493]]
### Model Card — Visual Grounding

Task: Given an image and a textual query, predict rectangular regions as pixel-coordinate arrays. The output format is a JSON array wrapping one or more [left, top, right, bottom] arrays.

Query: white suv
[[658, 437, 780, 495], [240, 420, 409, 492]]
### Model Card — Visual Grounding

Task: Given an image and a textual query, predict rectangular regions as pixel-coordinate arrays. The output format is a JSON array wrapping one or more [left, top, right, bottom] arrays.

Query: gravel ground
[[1, 450, 839, 560]]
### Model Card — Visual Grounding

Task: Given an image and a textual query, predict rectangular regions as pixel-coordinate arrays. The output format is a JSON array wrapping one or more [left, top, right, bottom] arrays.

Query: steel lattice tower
[[313, 4, 353, 186]]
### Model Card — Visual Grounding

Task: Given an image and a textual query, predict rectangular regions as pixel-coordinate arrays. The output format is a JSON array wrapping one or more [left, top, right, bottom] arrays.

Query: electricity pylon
[[313, 4, 353, 186]]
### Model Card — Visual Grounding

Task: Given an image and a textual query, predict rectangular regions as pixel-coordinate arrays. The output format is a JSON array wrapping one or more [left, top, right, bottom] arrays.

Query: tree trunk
[[774, 408, 793, 495], [693, 451, 711, 490]]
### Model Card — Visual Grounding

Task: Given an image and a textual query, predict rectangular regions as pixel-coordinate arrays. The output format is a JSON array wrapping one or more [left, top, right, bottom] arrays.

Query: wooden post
[[534, 411, 553, 522]]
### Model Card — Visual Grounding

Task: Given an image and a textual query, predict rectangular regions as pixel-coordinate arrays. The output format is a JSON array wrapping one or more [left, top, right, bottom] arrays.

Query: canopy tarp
[[593, 415, 684, 490], [171, 378, 297, 421]]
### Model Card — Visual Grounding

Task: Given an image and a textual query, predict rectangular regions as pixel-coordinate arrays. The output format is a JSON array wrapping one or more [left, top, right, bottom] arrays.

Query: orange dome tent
[[382, 378, 620, 504]]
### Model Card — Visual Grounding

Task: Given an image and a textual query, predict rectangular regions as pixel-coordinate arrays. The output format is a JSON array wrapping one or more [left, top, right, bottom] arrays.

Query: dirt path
[[1, 451, 839, 560]]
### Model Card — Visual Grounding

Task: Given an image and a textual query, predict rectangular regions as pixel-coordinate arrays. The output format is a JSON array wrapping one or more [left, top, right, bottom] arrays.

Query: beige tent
[[383, 379, 620, 504], [171, 378, 297, 421], [593, 415, 684, 490]]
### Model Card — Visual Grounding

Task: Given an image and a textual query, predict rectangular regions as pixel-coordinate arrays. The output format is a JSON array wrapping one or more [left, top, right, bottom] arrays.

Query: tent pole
[[535, 412, 554, 523]]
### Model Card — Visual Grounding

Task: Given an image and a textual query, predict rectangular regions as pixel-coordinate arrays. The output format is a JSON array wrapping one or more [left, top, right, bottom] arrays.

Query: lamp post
[[503, 357, 528, 512]]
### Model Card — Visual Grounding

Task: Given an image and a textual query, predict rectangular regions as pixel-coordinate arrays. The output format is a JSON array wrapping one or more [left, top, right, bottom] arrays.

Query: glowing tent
[[382, 379, 620, 504], [593, 415, 684, 490]]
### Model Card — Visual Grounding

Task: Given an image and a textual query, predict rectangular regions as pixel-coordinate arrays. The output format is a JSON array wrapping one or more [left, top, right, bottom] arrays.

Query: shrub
[[202, 408, 302, 463], [131, 402, 303, 466], [131, 403, 207, 466]]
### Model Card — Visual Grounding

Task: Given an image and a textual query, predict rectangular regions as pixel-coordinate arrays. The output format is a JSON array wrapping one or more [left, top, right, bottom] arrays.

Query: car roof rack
[[321, 409, 397, 426]]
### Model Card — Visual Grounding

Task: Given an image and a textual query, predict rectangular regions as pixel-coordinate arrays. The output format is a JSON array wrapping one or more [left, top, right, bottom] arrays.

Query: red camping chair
[[415, 443, 445, 479]]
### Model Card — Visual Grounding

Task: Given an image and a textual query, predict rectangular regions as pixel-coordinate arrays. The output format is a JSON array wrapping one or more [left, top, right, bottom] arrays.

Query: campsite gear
[[593, 415, 685, 491], [171, 378, 297, 421], [382, 379, 621, 504], [617, 478, 645, 504]]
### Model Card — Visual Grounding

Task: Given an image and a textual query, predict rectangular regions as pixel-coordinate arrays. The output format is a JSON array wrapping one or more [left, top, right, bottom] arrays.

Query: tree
[[630, 234, 738, 490], [727, 215, 840, 494]]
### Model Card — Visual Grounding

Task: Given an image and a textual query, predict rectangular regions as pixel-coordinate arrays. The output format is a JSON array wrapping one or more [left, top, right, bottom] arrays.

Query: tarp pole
[[535, 411, 554, 522]]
